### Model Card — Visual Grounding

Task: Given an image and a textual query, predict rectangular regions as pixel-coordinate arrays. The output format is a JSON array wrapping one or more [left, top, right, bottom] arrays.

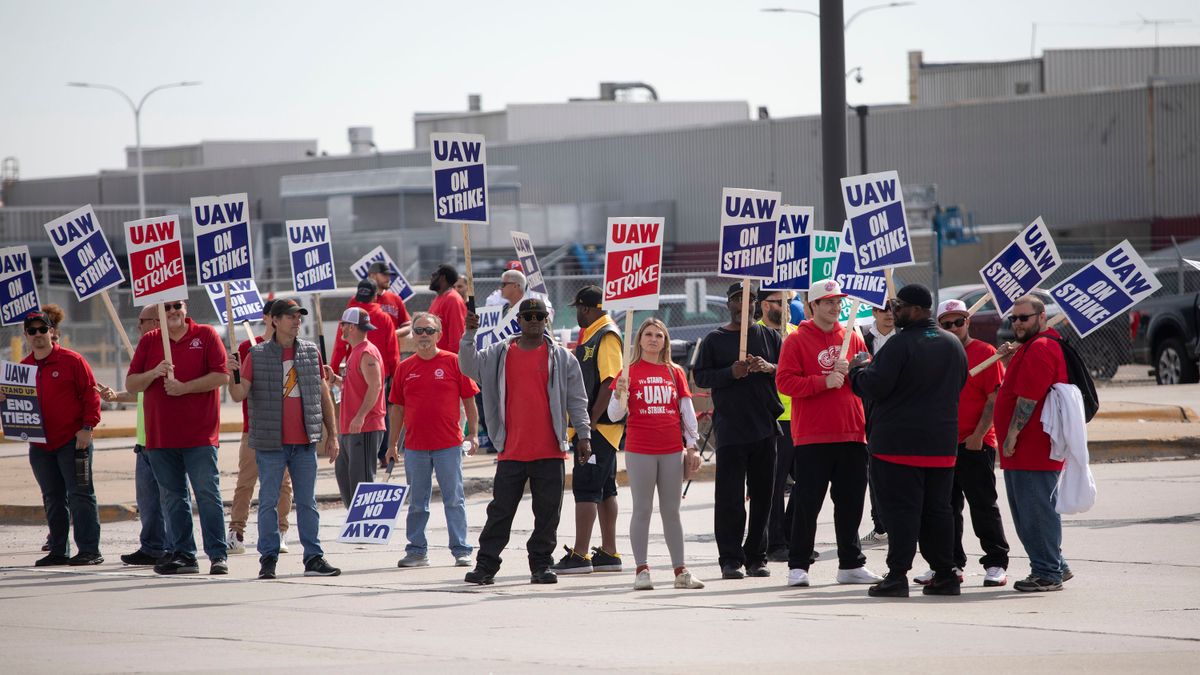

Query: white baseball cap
[[936, 299, 969, 320], [808, 279, 848, 303], [339, 307, 376, 331]]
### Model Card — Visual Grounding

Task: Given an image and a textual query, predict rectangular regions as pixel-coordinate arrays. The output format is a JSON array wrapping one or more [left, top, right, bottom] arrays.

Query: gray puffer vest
[[248, 338, 325, 451]]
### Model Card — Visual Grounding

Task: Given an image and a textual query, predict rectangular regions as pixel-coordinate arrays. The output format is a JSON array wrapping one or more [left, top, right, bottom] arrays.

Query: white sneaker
[[277, 536, 289, 555], [984, 566, 1008, 587], [674, 570, 704, 589], [634, 569, 654, 590], [226, 529, 246, 555], [787, 568, 810, 587], [397, 553, 430, 568], [453, 554, 472, 567], [837, 566, 883, 584], [860, 529, 888, 545], [913, 569, 936, 585]]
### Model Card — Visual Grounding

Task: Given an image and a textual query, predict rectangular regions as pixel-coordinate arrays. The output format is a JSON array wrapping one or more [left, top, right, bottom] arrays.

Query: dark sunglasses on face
[[26, 326, 50, 335], [890, 300, 909, 312], [763, 299, 783, 306], [520, 312, 548, 322], [164, 302, 183, 311], [1011, 312, 1040, 324], [940, 318, 966, 329], [412, 326, 439, 336]]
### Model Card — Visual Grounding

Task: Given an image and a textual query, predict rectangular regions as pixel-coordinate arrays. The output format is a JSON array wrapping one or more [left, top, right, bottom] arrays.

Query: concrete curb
[[1094, 405, 1197, 423], [0, 422, 245, 445]]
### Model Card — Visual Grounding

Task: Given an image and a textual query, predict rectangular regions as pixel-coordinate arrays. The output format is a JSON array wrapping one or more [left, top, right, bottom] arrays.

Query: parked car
[[937, 284, 1063, 346], [564, 294, 731, 371], [1131, 290, 1200, 385], [995, 292, 1129, 381]]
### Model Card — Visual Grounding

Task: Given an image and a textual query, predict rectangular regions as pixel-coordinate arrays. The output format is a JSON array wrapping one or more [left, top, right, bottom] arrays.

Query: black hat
[[756, 288, 782, 303], [270, 299, 308, 317], [570, 285, 603, 308], [518, 298, 549, 315], [261, 299, 277, 317], [22, 311, 54, 329], [896, 283, 933, 309], [354, 278, 377, 303], [367, 261, 391, 276], [726, 281, 754, 300]]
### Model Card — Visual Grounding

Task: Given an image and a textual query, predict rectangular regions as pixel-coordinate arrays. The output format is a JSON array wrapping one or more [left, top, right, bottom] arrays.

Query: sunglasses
[[26, 326, 50, 335], [1011, 312, 1041, 324], [164, 302, 184, 311], [520, 312, 548, 322], [412, 326, 439, 336], [890, 300, 910, 311], [940, 318, 966, 329], [762, 299, 783, 306]]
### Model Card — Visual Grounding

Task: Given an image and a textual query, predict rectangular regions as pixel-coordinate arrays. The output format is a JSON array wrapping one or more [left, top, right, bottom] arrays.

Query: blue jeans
[[404, 446, 471, 557], [256, 444, 323, 562], [147, 446, 226, 561], [28, 441, 101, 556], [1004, 469, 1070, 583], [134, 445, 172, 558]]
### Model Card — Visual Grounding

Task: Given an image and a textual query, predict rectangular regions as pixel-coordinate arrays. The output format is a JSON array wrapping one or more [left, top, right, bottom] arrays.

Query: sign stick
[[156, 302, 172, 369], [99, 290, 135, 359], [312, 293, 327, 362], [620, 310, 636, 404], [966, 295, 990, 316], [461, 223, 476, 313], [223, 282, 239, 383], [969, 314, 1067, 376], [241, 321, 255, 344], [841, 299, 862, 357], [738, 279, 751, 360], [885, 268, 897, 300]]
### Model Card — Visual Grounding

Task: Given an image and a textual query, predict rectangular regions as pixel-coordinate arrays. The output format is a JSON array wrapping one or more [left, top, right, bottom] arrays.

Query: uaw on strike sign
[[979, 217, 1062, 316], [192, 193, 253, 284], [338, 482, 408, 544], [0, 246, 40, 326], [286, 219, 336, 293], [350, 246, 414, 302], [431, 132, 488, 224], [603, 218, 664, 311], [43, 205, 125, 301], [206, 280, 265, 324], [762, 205, 813, 291], [1051, 240, 1161, 339], [840, 170, 914, 273], [124, 216, 188, 306], [719, 188, 780, 280]]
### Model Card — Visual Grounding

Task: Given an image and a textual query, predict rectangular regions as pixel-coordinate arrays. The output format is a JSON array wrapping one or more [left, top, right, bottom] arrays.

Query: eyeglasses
[[1011, 312, 1041, 324], [412, 326, 439, 336], [762, 299, 783, 306], [25, 326, 50, 335], [940, 318, 966, 329], [164, 302, 183, 311], [890, 300, 910, 311], [520, 312, 548, 322]]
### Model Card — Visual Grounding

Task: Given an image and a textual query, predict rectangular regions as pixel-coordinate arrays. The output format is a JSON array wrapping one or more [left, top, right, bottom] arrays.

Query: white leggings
[[626, 451, 686, 568]]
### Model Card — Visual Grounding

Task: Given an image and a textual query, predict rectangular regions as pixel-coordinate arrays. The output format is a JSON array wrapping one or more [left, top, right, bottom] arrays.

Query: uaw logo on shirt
[[190, 338, 202, 349], [817, 345, 841, 370], [434, 368, 445, 378]]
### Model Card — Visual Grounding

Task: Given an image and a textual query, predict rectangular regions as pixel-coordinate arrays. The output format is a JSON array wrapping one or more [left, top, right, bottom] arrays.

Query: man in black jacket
[[693, 282, 784, 580], [848, 284, 967, 598]]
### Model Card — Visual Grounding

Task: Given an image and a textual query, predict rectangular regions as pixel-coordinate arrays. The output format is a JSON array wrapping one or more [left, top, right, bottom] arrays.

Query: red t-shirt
[[242, 346, 310, 445], [389, 350, 480, 450], [610, 360, 690, 454], [995, 328, 1069, 471], [24, 345, 101, 451], [330, 300, 399, 376], [340, 341, 387, 435], [129, 318, 228, 449], [429, 289, 467, 353], [959, 339, 1004, 448], [501, 343, 564, 461], [238, 335, 265, 433], [376, 291, 411, 328]]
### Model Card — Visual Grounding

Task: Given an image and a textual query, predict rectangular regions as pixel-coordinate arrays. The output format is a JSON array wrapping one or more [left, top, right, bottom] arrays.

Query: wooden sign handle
[[461, 223, 476, 313], [885, 268, 897, 300], [738, 279, 751, 361], [223, 283, 238, 383], [620, 310, 635, 404], [966, 294, 990, 316], [99, 290, 135, 360], [840, 299, 862, 357], [312, 293, 327, 363], [156, 302, 172, 368]]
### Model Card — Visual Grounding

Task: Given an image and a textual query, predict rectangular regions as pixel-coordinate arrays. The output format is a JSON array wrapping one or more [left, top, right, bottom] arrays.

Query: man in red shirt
[[367, 261, 412, 339], [328, 307, 387, 507], [909, 300, 1011, 588], [428, 264, 467, 353], [332, 280, 400, 468], [10, 311, 102, 566], [994, 295, 1072, 592], [387, 312, 479, 569], [458, 298, 592, 585], [127, 299, 230, 576]]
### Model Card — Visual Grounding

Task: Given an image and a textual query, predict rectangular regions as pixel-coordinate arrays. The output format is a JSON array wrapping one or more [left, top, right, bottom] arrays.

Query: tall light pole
[[67, 81, 202, 218]]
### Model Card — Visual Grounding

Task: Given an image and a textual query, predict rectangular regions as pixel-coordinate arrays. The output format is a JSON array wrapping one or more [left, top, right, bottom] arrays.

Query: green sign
[[810, 231, 873, 323]]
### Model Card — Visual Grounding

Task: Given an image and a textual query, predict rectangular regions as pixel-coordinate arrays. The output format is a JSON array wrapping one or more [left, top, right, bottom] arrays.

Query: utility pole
[[820, 0, 847, 230]]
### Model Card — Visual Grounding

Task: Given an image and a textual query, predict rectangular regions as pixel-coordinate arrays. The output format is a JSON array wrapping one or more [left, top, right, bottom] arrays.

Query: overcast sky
[[3, 0, 1198, 179]]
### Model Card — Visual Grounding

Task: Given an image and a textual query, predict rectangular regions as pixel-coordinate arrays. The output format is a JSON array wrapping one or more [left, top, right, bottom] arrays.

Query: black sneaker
[[155, 555, 199, 575], [1062, 570, 1074, 583], [210, 558, 229, 575], [746, 562, 771, 578], [68, 552, 104, 566], [868, 572, 910, 598], [530, 568, 558, 584], [1014, 575, 1063, 592], [303, 556, 341, 577], [550, 546, 593, 575], [258, 557, 278, 580], [721, 564, 745, 580], [464, 568, 495, 585], [35, 553, 71, 567], [922, 571, 962, 596], [41, 534, 51, 552], [120, 550, 160, 566], [590, 547, 623, 572]]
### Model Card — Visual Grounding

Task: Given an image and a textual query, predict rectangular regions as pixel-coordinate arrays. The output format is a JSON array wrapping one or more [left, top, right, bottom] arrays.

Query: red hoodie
[[776, 319, 867, 446]]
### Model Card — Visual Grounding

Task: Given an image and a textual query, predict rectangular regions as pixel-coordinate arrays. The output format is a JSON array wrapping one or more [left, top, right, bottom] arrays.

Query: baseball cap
[[897, 284, 934, 310], [518, 298, 549, 315], [505, 260, 524, 271], [808, 279, 848, 303], [340, 307, 376, 331], [570, 285, 603, 308], [726, 281, 753, 300], [269, 299, 308, 317], [367, 261, 391, 275], [261, 299, 277, 317], [22, 311, 54, 329], [937, 298, 970, 320], [354, 279, 376, 303]]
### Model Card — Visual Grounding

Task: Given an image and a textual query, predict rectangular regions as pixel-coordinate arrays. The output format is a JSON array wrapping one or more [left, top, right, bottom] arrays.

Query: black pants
[[789, 442, 868, 571], [766, 434, 797, 552], [714, 438, 776, 568], [952, 444, 1010, 570], [476, 458, 564, 574], [867, 455, 886, 534], [871, 457, 955, 575]]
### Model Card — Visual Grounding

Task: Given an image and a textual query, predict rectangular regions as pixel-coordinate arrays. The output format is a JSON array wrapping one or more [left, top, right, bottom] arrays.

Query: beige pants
[[228, 433, 292, 534]]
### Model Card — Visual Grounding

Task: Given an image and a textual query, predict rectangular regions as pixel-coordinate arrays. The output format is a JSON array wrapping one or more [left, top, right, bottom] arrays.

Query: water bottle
[[75, 446, 91, 490], [461, 441, 472, 457]]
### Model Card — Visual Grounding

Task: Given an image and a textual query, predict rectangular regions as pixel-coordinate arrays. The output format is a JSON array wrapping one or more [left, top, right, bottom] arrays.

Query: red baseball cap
[[505, 260, 524, 271]]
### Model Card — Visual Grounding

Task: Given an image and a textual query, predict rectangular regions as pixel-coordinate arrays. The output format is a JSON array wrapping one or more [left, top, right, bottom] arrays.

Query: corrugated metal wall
[[1044, 46, 1200, 93], [916, 60, 1042, 105]]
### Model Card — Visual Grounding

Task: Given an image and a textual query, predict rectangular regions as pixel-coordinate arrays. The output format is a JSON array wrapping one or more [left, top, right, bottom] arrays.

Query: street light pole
[[820, 0, 847, 230], [67, 81, 201, 219]]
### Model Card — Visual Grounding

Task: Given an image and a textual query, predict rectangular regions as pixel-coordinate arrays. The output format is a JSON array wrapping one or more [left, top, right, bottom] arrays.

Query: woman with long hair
[[609, 317, 703, 590]]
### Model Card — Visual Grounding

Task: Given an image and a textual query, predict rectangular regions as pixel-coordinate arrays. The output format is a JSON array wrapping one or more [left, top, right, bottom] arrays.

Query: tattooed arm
[[1002, 396, 1038, 457]]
